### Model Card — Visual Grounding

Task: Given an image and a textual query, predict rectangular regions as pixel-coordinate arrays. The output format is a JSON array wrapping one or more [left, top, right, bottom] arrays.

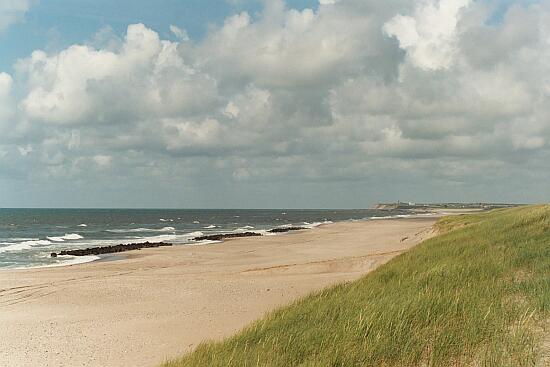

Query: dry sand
[[0, 217, 438, 367]]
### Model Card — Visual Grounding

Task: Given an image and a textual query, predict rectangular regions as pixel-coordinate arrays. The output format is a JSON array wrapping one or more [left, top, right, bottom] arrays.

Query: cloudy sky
[[0, 0, 547, 208]]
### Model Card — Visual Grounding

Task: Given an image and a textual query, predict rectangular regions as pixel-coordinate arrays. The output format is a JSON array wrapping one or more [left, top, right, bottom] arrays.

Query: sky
[[0, 0, 548, 208]]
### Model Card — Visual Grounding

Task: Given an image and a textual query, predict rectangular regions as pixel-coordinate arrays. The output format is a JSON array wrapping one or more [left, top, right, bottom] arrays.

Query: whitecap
[[186, 240, 222, 246], [129, 230, 203, 245], [182, 231, 204, 238], [0, 240, 52, 253], [303, 221, 333, 229], [106, 226, 175, 233], [47, 233, 84, 242], [204, 225, 217, 229], [234, 225, 254, 232], [20, 255, 101, 269], [78, 224, 88, 227]]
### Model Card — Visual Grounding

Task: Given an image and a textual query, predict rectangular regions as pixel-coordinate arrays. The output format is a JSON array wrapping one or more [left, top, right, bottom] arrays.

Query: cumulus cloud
[[0, 0, 30, 32], [17, 24, 218, 125], [0, 73, 14, 136], [2, 0, 550, 207], [0, 73, 13, 118], [169, 25, 189, 41], [384, 0, 471, 70]]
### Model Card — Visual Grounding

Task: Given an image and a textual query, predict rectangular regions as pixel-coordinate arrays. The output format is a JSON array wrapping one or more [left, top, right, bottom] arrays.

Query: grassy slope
[[165, 206, 550, 366]]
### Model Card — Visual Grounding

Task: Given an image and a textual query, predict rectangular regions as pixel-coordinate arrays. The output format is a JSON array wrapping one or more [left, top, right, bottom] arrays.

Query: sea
[[0, 208, 412, 269]]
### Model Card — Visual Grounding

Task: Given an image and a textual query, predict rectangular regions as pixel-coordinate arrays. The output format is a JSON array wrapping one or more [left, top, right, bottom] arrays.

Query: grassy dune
[[164, 205, 550, 366]]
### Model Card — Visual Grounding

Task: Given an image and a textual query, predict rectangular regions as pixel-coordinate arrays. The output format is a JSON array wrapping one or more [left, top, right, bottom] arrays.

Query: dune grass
[[164, 205, 550, 366]]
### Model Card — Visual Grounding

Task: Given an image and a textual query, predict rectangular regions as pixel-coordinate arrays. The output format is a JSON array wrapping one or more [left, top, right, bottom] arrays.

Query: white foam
[[369, 215, 393, 220], [47, 233, 84, 242], [7, 238, 38, 241], [78, 224, 88, 227], [193, 220, 200, 224], [303, 221, 333, 229], [204, 225, 217, 229], [256, 229, 276, 236], [369, 214, 425, 220], [234, 225, 254, 232], [19, 255, 101, 270], [276, 224, 294, 229], [106, 226, 175, 233], [185, 240, 222, 246], [137, 230, 203, 244], [182, 231, 204, 238], [0, 240, 52, 253]]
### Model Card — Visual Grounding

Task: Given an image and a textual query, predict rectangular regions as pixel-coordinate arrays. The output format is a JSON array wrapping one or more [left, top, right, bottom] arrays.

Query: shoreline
[[2, 212, 442, 272], [0, 216, 439, 367]]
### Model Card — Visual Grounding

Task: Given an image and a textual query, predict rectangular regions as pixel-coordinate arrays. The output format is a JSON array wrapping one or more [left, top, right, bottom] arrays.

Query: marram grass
[[164, 205, 550, 366]]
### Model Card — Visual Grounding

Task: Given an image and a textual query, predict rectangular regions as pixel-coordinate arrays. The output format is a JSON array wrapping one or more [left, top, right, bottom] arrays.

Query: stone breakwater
[[192, 227, 308, 242], [51, 241, 173, 257], [192, 232, 262, 242], [50, 227, 310, 258], [267, 227, 308, 233]]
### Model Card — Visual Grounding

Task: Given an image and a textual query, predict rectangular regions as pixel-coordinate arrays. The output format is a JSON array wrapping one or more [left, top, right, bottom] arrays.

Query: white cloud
[[169, 25, 189, 41], [0, 0, 30, 32], [197, 0, 374, 87], [4, 0, 550, 206], [162, 118, 223, 151], [0, 73, 14, 132], [17, 24, 218, 125], [93, 155, 112, 167], [384, 0, 471, 70]]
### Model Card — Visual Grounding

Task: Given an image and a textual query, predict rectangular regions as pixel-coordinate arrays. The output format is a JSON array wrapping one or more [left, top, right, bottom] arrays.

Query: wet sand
[[0, 217, 438, 367]]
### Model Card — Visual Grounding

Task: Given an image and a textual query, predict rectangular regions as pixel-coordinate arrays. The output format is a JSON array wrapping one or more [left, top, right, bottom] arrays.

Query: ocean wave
[[204, 225, 217, 229], [117, 231, 203, 245], [234, 225, 254, 232], [369, 214, 416, 220], [106, 226, 176, 233], [182, 231, 204, 238], [186, 240, 222, 246], [47, 233, 84, 242], [20, 255, 101, 269], [6, 238, 39, 242], [302, 221, 333, 229], [78, 224, 87, 227], [0, 240, 52, 253]]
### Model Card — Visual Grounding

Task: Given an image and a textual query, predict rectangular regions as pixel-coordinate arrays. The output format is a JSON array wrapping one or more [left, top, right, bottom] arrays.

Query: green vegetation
[[165, 205, 550, 366]]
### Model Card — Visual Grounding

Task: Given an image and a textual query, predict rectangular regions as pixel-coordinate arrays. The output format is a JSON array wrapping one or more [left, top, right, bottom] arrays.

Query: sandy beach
[[0, 217, 437, 367]]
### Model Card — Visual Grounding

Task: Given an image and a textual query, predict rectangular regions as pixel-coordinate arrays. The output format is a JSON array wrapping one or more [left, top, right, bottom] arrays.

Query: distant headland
[[373, 201, 523, 210]]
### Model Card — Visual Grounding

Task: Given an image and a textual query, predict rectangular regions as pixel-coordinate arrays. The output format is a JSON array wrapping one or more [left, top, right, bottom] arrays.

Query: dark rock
[[193, 232, 262, 242], [267, 227, 307, 233], [51, 241, 173, 257]]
